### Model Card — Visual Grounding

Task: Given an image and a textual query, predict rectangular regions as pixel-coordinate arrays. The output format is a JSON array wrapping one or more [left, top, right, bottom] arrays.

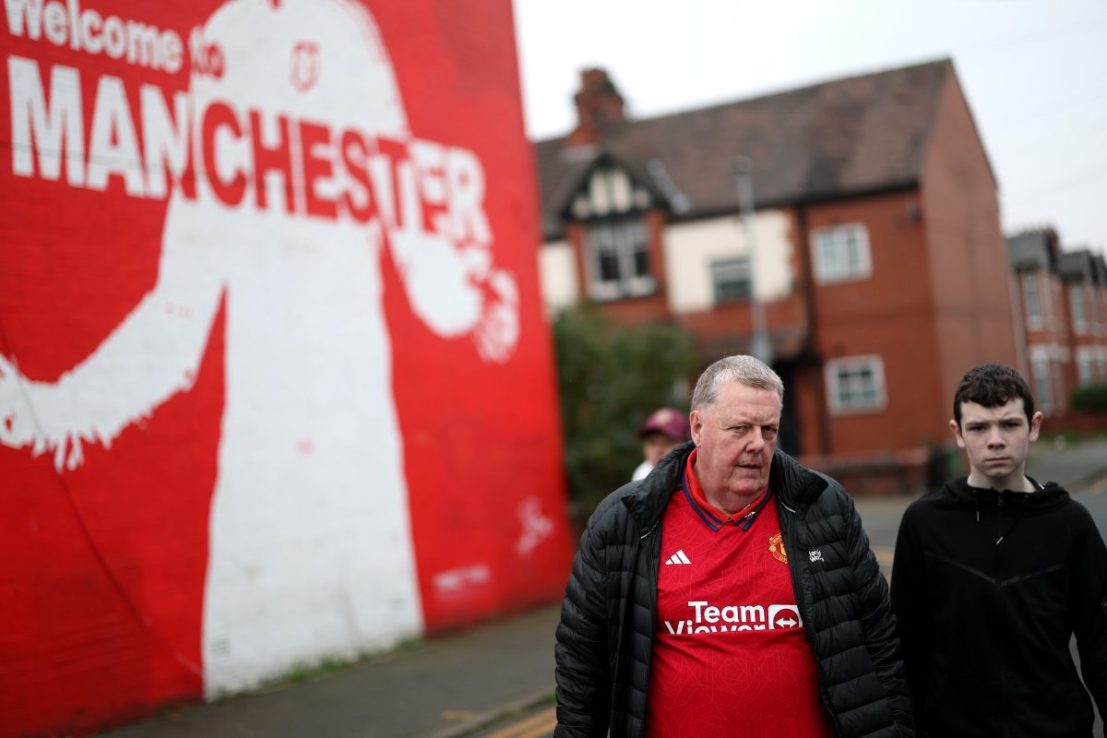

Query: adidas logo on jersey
[[665, 549, 692, 566]]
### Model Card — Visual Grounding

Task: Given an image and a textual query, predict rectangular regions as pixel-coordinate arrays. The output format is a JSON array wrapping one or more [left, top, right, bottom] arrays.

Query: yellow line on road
[[485, 705, 556, 738]]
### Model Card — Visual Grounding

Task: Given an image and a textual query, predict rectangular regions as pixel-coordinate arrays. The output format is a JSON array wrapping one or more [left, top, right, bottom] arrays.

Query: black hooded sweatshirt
[[891, 477, 1107, 737]]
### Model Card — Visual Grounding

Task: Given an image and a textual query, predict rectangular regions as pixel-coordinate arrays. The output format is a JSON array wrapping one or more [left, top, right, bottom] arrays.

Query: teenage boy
[[891, 363, 1107, 737]]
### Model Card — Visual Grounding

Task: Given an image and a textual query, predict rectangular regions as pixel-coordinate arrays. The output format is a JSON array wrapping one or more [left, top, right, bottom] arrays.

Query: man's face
[[952, 398, 1043, 487], [690, 381, 781, 511]]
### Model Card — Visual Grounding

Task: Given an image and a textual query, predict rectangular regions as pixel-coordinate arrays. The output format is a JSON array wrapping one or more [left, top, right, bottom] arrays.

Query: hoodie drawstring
[[972, 488, 1029, 543], [996, 492, 1029, 546]]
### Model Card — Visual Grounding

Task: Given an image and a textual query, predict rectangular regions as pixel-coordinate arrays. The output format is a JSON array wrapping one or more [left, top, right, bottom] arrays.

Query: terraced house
[[534, 59, 1021, 490], [1008, 228, 1107, 419]]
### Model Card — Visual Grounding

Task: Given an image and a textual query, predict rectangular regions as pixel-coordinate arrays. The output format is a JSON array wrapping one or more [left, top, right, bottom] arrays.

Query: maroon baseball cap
[[639, 407, 691, 441]]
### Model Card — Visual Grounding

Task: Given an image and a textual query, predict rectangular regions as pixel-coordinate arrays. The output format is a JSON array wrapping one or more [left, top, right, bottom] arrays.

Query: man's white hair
[[691, 355, 784, 409]]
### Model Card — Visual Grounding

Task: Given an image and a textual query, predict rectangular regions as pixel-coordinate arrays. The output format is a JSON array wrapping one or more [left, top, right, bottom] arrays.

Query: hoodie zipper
[[992, 500, 1012, 738]]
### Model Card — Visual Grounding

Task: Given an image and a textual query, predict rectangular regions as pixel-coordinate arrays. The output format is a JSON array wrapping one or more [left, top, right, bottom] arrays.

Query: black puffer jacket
[[554, 442, 913, 737]]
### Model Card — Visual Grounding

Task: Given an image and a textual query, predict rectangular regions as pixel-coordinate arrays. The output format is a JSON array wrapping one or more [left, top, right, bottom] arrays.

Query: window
[[1071, 285, 1087, 333], [1023, 272, 1041, 327], [825, 355, 886, 414], [1077, 350, 1095, 386], [1031, 356, 1052, 413], [585, 219, 654, 300], [711, 257, 752, 303], [811, 223, 871, 284], [1093, 290, 1105, 336]]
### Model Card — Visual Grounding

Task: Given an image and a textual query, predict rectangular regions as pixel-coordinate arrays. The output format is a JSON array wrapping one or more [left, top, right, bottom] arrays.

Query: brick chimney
[[568, 68, 626, 146]]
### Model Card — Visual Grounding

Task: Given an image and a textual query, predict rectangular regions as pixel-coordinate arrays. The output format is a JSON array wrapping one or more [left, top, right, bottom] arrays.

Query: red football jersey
[[645, 456, 835, 737]]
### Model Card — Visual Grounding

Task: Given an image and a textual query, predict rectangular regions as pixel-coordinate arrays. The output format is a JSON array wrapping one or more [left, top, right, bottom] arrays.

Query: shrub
[[553, 305, 698, 515], [1070, 383, 1107, 413]]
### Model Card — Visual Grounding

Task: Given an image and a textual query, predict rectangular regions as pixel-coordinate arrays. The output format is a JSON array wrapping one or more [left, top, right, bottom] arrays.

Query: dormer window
[[571, 161, 658, 301], [586, 219, 654, 300]]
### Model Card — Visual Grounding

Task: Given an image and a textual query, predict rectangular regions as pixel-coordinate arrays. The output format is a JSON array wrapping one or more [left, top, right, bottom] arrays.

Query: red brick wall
[[804, 191, 948, 455], [920, 71, 1020, 409], [677, 295, 808, 348]]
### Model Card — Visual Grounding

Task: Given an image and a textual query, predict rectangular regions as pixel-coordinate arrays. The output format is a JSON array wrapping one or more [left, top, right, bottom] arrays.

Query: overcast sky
[[513, 0, 1107, 255]]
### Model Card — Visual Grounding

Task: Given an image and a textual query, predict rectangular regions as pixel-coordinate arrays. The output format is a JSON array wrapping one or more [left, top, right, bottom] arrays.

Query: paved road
[[103, 607, 561, 738]]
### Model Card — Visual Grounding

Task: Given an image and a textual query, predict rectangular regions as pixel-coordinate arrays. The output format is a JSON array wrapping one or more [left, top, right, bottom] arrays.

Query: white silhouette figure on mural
[[0, 0, 518, 695]]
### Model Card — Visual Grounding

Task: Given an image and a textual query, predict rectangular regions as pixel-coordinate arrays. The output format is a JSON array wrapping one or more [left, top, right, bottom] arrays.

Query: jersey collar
[[681, 449, 772, 532]]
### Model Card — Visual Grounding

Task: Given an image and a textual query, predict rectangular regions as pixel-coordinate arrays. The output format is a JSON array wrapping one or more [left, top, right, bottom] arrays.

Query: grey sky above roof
[[514, 0, 1107, 254]]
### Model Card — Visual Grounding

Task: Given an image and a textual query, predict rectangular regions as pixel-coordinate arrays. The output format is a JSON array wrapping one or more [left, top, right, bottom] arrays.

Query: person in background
[[632, 407, 691, 481], [891, 363, 1107, 737], [556, 355, 912, 737]]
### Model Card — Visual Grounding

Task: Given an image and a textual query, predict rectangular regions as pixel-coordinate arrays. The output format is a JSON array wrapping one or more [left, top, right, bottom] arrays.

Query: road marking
[[485, 705, 556, 738]]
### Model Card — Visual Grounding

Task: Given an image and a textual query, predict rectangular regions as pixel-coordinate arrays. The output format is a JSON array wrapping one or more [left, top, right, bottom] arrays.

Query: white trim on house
[[538, 240, 579, 312], [665, 212, 792, 314]]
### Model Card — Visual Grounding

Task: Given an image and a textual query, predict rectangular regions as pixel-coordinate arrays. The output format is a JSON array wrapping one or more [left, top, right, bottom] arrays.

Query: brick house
[[534, 59, 1020, 484], [1060, 250, 1107, 389], [1008, 228, 1107, 416]]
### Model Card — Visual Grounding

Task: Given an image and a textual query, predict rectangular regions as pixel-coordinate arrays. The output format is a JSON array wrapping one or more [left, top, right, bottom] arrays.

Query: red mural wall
[[0, 1, 572, 735]]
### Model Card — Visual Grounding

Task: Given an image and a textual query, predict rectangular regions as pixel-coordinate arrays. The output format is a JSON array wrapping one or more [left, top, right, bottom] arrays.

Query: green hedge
[[1070, 383, 1107, 412], [553, 305, 698, 515]]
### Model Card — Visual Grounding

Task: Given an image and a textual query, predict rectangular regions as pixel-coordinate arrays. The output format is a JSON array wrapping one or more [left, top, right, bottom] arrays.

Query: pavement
[[101, 435, 1107, 738]]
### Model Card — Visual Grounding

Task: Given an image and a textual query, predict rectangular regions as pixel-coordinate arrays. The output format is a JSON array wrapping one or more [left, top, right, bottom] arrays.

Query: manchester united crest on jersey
[[769, 532, 788, 564]]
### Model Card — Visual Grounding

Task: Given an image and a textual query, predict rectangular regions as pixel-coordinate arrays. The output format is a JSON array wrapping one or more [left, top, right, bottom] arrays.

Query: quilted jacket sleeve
[[845, 492, 915, 736], [554, 503, 613, 738]]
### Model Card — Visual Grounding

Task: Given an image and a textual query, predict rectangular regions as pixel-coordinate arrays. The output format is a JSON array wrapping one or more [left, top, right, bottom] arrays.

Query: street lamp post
[[735, 156, 773, 366]]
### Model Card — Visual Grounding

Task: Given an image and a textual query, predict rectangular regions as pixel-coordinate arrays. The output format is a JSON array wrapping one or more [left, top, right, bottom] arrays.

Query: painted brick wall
[[0, 1, 572, 735]]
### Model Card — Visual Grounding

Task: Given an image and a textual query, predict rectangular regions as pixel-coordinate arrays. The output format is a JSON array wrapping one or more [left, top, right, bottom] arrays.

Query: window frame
[[1023, 272, 1042, 329], [824, 354, 887, 415], [710, 256, 753, 304], [810, 223, 872, 285], [1030, 354, 1053, 413], [1077, 350, 1095, 386], [1071, 284, 1087, 334], [584, 217, 655, 301]]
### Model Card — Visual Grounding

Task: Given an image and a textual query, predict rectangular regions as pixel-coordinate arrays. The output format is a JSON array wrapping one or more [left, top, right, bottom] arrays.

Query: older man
[[555, 355, 912, 737]]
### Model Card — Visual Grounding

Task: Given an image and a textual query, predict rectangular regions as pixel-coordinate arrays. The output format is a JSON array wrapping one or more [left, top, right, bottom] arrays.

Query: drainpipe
[[735, 157, 773, 366], [795, 202, 832, 456]]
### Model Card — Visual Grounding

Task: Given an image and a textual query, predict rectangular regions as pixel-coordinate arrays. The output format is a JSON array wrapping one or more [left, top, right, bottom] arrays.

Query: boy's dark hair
[[953, 363, 1035, 426]]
